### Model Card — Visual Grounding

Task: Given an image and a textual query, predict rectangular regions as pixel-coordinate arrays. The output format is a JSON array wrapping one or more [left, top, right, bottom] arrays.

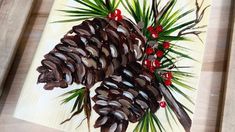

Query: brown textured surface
[[37, 17, 145, 90], [0, 0, 34, 95], [0, 0, 233, 131], [220, 1, 235, 131]]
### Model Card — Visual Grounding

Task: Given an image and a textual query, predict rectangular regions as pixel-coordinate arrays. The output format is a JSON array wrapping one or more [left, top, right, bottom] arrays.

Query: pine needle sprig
[[134, 110, 166, 132], [54, 0, 122, 23], [59, 88, 86, 124], [156, 0, 209, 42], [121, 0, 154, 34], [155, 73, 195, 104]]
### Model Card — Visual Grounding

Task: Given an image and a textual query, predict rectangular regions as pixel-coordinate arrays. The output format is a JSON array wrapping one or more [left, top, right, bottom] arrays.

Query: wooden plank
[[0, 0, 35, 95], [220, 1, 235, 131]]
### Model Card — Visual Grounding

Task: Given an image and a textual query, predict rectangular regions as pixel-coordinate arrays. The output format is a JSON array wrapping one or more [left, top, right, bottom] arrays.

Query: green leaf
[[59, 88, 82, 97], [167, 106, 179, 126], [152, 113, 166, 132], [113, 0, 122, 10], [171, 70, 195, 78], [163, 20, 195, 35], [172, 78, 196, 91], [133, 120, 142, 132], [159, 35, 189, 41], [61, 88, 85, 104], [170, 85, 195, 104], [143, 112, 149, 132], [149, 112, 157, 132], [165, 107, 174, 130], [134, 110, 167, 132], [121, 0, 152, 32], [71, 96, 81, 112], [54, 0, 122, 23], [53, 17, 95, 23], [57, 9, 105, 16], [74, 0, 107, 13], [60, 88, 86, 126], [159, 0, 177, 26], [168, 48, 197, 61]]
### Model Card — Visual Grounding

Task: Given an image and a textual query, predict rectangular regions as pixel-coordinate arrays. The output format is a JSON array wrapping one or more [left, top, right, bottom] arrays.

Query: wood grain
[[220, 1, 235, 131], [0, 0, 35, 95], [0, 0, 233, 131]]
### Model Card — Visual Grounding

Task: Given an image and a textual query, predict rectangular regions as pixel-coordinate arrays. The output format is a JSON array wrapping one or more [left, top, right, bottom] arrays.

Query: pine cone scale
[[93, 62, 163, 131], [37, 17, 146, 90]]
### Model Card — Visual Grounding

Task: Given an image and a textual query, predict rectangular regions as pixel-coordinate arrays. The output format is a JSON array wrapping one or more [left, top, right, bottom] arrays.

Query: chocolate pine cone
[[92, 62, 162, 132], [93, 61, 192, 132], [36, 12, 191, 132], [37, 17, 146, 90]]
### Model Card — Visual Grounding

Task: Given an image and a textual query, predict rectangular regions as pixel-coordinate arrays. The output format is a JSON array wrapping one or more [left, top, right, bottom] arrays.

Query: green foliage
[[59, 88, 85, 124], [55, 0, 209, 131], [54, 0, 122, 23], [121, 0, 153, 34], [134, 110, 166, 132], [165, 106, 179, 130], [155, 69, 195, 104]]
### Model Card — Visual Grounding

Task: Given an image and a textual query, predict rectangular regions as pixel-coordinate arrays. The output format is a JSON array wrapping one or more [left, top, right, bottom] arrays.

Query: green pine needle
[[170, 84, 195, 104], [54, 0, 122, 23], [172, 78, 196, 91], [134, 110, 166, 132], [165, 107, 174, 130], [60, 87, 88, 126], [121, 0, 153, 33], [60, 88, 85, 104], [166, 106, 180, 126]]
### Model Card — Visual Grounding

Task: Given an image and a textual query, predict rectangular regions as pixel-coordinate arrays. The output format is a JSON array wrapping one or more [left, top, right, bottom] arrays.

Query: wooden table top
[[0, 0, 233, 131]]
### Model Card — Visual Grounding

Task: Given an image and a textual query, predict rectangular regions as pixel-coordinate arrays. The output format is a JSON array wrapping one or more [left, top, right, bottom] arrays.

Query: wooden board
[[13, 0, 211, 131], [220, 1, 235, 131], [0, 0, 35, 95], [0, 0, 233, 132]]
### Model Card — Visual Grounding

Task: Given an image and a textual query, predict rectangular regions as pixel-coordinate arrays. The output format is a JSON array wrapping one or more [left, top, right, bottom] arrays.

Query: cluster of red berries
[[157, 72, 173, 109], [143, 42, 171, 73], [107, 9, 123, 21], [147, 25, 164, 39], [144, 59, 160, 73], [144, 48, 161, 73], [162, 72, 173, 86]]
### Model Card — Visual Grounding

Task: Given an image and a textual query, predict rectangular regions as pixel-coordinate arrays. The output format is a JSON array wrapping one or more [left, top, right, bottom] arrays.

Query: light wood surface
[[0, 0, 233, 131], [220, 1, 235, 131], [0, 0, 35, 95]]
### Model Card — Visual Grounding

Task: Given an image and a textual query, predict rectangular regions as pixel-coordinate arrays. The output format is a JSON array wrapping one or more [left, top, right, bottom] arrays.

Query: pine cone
[[37, 17, 146, 90], [92, 62, 162, 132]]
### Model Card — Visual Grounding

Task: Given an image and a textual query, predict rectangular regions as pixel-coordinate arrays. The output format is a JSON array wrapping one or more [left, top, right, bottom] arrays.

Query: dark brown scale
[[37, 17, 146, 90], [92, 62, 163, 131]]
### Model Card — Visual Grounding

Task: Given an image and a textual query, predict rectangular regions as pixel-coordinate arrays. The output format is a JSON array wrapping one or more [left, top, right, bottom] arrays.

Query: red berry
[[163, 42, 170, 49], [160, 101, 167, 108], [164, 79, 172, 86], [153, 60, 161, 68], [162, 72, 173, 79], [144, 59, 151, 67], [145, 47, 154, 55], [108, 12, 115, 19], [114, 15, 123, 21], [149, 66, 156, 73], [156, 25, 163, 33], [156, 50, 164, 58], [147, 26, 154, 32], [114, 9, 121, 16], [166, 72, 173, 79], [151, 32, 159, 39]]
